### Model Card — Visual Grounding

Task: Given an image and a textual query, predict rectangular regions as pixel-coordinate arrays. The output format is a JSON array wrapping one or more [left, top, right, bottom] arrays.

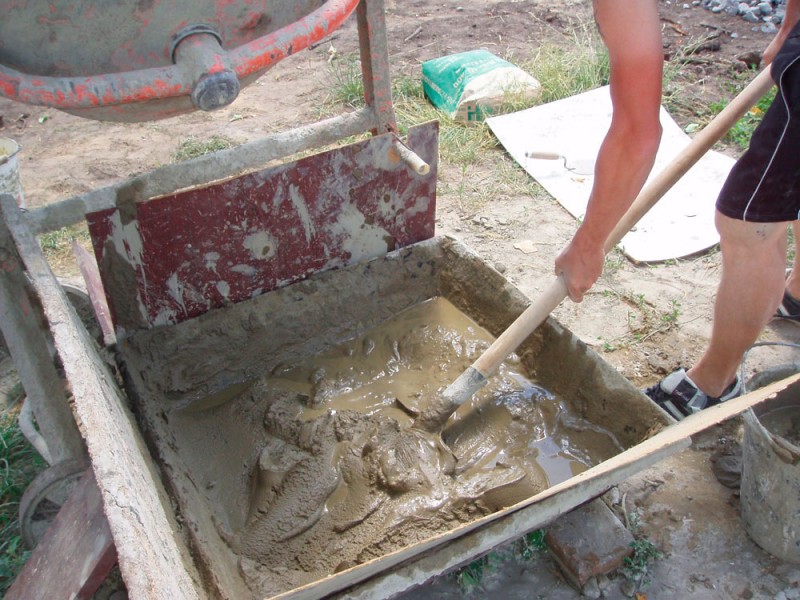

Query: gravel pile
[[695, 0, 787, 32]]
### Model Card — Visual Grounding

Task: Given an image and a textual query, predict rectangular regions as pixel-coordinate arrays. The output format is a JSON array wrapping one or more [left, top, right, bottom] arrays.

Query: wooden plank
[[0, 194, 204, 599], [0, 206, 85, 464], [5, 469, 116, 600], [72, 240, 115, 346]]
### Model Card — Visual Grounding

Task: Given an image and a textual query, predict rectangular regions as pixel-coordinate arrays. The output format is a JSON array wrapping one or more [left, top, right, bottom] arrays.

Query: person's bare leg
[[687, 212, 788, 397], [785, 222, 800, 299]]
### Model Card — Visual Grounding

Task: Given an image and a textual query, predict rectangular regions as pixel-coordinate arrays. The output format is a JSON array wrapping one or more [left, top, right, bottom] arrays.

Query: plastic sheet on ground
[[487, 85, 736, 263]]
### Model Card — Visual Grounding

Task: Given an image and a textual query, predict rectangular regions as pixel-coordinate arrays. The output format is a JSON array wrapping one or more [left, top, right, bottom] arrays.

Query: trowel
[[412, 66, 775, 435], [524, 150, 595, 177]]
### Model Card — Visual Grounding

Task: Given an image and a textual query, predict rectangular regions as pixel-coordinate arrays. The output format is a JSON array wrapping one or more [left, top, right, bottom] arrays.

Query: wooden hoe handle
[[462, 67, 776, 402]]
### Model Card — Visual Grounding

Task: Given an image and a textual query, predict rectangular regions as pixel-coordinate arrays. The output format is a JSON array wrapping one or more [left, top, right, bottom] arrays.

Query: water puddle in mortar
[[224, 297, 623, 596]]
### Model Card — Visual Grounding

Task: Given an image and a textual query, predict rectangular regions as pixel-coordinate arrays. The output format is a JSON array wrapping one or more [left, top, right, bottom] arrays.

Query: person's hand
[[554, 233, 605, 302]]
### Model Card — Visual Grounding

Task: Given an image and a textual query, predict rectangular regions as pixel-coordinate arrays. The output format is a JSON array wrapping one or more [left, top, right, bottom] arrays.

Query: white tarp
[[487, 85, 736, 262]]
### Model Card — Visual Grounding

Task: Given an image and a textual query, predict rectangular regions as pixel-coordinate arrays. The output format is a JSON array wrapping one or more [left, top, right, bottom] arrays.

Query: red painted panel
[[87, 122, 438, 332]]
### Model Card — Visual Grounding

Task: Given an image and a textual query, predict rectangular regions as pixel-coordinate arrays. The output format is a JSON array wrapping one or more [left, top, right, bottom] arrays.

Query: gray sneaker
[[774, 268, 800, 324], [776, 289, 800, 323], [644, 369, 741, 421]]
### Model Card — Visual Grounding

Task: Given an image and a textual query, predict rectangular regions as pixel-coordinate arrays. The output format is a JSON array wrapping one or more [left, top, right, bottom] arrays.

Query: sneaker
[[644, 369, 741, 421], [776, 289, 800, 323], [775, 268, 800, 323]]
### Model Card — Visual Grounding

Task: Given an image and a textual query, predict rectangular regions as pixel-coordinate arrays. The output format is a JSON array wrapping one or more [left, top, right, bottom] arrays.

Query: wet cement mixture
[[197, 297, 622, 596]]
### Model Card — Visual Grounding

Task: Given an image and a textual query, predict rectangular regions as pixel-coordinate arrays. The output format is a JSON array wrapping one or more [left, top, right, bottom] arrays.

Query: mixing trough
[[118, 236, 673, 598]]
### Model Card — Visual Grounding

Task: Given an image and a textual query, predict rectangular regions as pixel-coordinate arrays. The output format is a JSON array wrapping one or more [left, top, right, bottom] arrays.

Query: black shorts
[[716, 21, 800, 222]]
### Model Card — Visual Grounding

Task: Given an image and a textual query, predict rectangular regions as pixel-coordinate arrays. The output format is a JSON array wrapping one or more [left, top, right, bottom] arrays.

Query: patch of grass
[[603, 251, 627, 277], [321, 27, 607, 177], [661, 299, 682, 325], [526, 25, 609, 104], [0, 412, 46, 595], [172, 135, 236, 162], [326, 55, 366, 110], [323, 44, 606, 172], [493, 153, 544, 197], [709, 82, 776, 150], [623, 292, 682, 343], [453, 552, 502, 594], [661, 35, 723, 121], [438, 122, 499, 168], [599, 290, 682, 352], [664, 58, 775, 150], [454, 555, 489, 593], [396, 71, 501, 168], [450, 529, 548, 593], [445, 153, 540, 213], [518, 528, 548, 560], [37, 224, 92, 276], [621, 537, 662, 591], [601, 339, 616, 353]]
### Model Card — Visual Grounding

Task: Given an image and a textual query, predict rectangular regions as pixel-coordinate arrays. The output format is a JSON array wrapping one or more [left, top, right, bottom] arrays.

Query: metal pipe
[[24, 106, 378, 235], [357, 0, 397, 134], [19, 398, 53, 465], [172, 29, 240, 112], [393, 139, 430, 175], [0, 0, 359, 112]]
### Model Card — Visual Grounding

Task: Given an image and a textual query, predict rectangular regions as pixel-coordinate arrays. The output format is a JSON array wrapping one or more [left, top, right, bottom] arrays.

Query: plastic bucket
[[740, 369, 800, 563], [0, 138, 25, 208]]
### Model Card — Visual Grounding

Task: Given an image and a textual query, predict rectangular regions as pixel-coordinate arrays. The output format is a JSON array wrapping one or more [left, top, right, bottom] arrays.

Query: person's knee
[[715, 211, 787, 257]]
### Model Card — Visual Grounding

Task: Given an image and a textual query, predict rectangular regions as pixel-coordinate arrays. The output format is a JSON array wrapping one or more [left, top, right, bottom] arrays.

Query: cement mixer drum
[[0, 0, 359, 122]]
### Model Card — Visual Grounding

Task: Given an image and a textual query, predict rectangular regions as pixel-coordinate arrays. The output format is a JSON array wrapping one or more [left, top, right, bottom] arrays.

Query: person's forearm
[[554, 0, 663, 302], [576, 1, 663, 253], [575, 120, 660, 251]]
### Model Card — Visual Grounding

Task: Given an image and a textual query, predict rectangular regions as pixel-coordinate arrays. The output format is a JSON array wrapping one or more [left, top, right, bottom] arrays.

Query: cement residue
[[210, 297, 623, 597], [759, 406, 800, 446]]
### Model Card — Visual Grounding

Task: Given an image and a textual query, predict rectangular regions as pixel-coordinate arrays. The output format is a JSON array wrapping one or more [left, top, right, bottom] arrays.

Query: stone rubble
[[693, 0, 787, 32]]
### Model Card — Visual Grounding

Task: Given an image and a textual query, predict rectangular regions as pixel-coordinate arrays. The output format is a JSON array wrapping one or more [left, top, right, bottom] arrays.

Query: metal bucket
[[0, 138, 24, 209], [741, 368, 800, 563]]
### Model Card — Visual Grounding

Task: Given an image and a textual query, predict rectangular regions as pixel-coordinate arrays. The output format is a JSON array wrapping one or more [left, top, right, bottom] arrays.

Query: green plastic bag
[[422, 49, 541, 123]]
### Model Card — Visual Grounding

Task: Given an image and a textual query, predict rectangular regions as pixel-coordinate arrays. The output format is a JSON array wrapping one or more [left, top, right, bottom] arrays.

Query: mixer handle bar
[[0, 0, 359, 113], [393, 139, 431, 176]]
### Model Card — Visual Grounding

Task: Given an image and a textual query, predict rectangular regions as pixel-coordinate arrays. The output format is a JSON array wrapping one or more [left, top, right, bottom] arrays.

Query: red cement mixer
[[0, 0, 360, 122]]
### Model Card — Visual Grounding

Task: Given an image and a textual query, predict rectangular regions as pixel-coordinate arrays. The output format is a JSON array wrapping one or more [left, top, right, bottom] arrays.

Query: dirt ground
[[3, 0, 800, 598]]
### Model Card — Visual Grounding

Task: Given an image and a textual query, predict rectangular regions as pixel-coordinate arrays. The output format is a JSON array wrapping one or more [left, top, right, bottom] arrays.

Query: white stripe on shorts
[[742, 53, 800, 221]]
